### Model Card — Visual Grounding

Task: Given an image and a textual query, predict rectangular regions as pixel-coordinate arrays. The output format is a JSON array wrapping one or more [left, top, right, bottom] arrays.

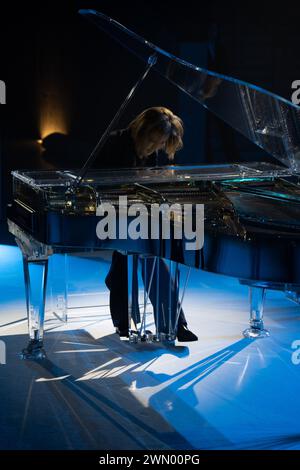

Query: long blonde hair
[[128, 106, 184, 160]]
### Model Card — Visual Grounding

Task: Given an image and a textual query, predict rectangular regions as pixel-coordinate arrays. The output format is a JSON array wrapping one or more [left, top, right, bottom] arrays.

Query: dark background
[[1, 0, 300, 222]]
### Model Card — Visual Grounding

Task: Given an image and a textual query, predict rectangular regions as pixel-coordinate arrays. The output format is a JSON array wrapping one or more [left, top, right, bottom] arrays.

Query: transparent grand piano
[[7, 9, 300, 359]]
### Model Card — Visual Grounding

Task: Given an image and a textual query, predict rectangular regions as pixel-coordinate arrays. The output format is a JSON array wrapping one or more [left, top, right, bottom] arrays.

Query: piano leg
[[243, 285, 270, 338], [138, 256, 157, 343], [49, 254, 68, 323], [140, 257, 190, 344], [139, 256, 178, 343], [21, 256, 49, 359], [127, 253, 140, 343], [127, 255, 191, 344]]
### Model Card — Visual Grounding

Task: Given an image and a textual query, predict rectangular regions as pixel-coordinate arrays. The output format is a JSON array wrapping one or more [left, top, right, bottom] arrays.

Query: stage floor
[[0, 245, 300, 450]]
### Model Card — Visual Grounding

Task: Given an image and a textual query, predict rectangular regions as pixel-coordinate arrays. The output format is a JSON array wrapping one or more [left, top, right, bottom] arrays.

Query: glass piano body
[[7, 9, 300, 358], [7, 161, 300, 358]]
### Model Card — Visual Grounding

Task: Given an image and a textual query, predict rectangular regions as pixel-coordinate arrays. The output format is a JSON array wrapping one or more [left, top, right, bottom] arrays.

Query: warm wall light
[[39, 86, 69, 140], [40, 112, 68, 140]]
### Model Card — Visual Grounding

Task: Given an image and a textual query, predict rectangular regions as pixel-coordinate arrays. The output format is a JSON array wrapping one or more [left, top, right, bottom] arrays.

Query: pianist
[[95, 106, 198, 342]]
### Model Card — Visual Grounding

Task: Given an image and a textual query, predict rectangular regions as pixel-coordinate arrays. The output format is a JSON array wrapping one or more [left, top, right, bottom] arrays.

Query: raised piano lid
[[12, 162, 291, 189], [79, 9, 300, 174]]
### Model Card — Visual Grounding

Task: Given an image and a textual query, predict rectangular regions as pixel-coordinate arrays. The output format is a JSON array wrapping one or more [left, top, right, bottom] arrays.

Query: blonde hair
[[128, 106, 184, 160]]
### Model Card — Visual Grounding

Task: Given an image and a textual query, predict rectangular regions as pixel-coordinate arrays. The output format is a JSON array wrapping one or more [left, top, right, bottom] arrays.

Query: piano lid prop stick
[[71, 54, 157, 191]]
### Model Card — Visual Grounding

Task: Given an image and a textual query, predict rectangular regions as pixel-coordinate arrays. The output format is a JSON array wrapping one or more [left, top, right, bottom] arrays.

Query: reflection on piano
[[7, 10, 300, 359]]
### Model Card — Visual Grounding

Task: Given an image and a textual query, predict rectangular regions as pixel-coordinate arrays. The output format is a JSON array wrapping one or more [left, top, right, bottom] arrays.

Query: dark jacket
[[92, 128, 170, 169]]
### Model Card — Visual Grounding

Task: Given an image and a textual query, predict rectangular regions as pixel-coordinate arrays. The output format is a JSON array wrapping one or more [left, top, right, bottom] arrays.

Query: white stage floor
[[0, 245, 300, 450]]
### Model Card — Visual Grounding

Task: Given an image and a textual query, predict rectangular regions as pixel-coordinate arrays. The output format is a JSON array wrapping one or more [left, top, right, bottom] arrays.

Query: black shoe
[[177, 324, 198, 342], [115, 327, 129, 338]]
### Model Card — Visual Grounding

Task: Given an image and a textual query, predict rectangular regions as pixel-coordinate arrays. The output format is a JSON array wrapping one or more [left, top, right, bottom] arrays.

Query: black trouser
[[105, 251, 187, 331]]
